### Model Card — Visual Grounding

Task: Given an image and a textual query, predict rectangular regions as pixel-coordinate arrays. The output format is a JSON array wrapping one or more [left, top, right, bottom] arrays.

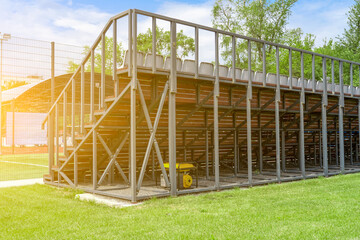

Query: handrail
[[42, 9, 130, 128], [134, 9, 360, 66]]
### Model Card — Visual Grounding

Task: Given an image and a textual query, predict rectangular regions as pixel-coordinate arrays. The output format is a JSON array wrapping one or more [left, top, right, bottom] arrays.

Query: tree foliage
[[67, 28, 195, 73], [137, 27, 195, 58], [212, 0, 298, 70], [67, 36, 125, 74]]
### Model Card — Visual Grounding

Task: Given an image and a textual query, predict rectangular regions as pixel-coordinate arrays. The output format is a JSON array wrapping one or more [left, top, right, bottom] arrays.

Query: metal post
[[281, 130, 286, 172], [11, 101, 15, 155], [339, 61, 345, 173], [262, 43, 266, 86], [322, 57, 328, 177], [205, 110, 209, 180], [90, 49, 95, 122], [312, 54, 315, 92], [113, 19, 119, 96], [247, 40, 253, 186], [195, 27, 199, 79], [233, 113, 238, 177], [130, 10, 137, 202], [275, 46, 281, 182], [80, 64, 85, 134], [93, 130, 97, 190], [48, 41, 55, 175], [299, 52, 306, 178], [232, 36, 236, 84], [289, 49, 292, 90], [169, 21, 177, 195], [213, 31, 220, 190], [152, 17, 156, 73], [63, 92, 67, 155], [101, 32, 106, 108]]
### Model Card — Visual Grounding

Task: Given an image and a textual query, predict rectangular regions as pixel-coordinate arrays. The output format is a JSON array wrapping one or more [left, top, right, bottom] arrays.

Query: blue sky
[[0, 0, 355, 47]]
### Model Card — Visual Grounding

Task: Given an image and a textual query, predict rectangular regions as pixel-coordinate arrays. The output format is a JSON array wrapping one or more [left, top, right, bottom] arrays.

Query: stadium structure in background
[[0, 35, 83, 155], [32, 9, 360, 203]]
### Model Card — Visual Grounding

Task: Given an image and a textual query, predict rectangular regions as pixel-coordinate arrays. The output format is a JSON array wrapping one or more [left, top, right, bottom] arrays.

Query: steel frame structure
[[43, 9, 360, 202]]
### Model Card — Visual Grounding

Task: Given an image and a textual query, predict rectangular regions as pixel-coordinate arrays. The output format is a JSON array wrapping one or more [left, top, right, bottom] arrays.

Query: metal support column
[[214, 32, 220, 189], [130, 11, 137, 202], [205, 110, 209, 179], [275, 46, 281, 182], [339, 62, 345, 173], [169, 21, 177, 195], [11, 101, 15, 155], [48, 41, 55, 176], [322, 57, 328, 177], [246, 40, 253, 186], [299, 52, 306, 178]]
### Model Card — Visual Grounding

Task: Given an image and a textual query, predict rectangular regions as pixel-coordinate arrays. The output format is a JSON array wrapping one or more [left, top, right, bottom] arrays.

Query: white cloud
[[0, 0, 111, 46], [288, 0, 352, 46]]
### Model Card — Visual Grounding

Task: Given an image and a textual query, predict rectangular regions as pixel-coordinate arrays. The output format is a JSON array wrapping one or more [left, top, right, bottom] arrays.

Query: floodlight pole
[[0, 33, 11, 155]]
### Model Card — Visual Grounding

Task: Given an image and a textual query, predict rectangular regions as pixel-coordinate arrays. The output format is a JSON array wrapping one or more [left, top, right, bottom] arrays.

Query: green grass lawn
[[0, 154, 48, 181], [1, 173, 360, 239]]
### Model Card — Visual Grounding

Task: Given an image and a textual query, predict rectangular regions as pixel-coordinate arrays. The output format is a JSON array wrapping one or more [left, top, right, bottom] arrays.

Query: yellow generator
[[161, 163, 195, 189]]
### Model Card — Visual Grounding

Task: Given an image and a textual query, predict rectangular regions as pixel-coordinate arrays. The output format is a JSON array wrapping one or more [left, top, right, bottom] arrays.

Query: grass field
[[1, 173, 360, 239], [0, 154, 48, 181]]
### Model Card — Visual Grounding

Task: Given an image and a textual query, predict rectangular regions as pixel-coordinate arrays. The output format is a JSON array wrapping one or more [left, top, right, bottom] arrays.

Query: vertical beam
[[232, 36, 236, 83], [247, 40, 253, 186], [101, 32, 106, 108], [275, 46, 281, 182], [195, 27, 199, 79], [331, 59, 335, 94], [92, 130, 97, 190], [80, 64, 85, 134], [257, 90, 262, 173], [262, 43, 266, 86], [299, 52, 306, 178], [169, 21, 177, 195], [205, 110, 209, 180], [128, 10, 132, 78], [90, 49, 95, 123], [55, 104, 59, 166], [11, 101, 15, 155], [350, 63, 353, 97], [335, 119, 339, 166], [214, 31, 220, 189], [322, 57, 328, 177], [152, 17, 156, 73], [233, 112, 238, 177], [63, 92, 67, 155], [312, 54, 315, 92], [48, 41, 55, 176], [71, 76, 75, 148], [130, 11, 137, 202], [113, 19, 119, 96], [339, 61, 345, 173], [289, 49, 292, 90], [281, 131, 286, 172]]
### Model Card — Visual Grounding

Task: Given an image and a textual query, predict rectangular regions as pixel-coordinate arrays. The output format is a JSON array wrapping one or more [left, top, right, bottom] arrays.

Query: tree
[[137, 27, 195, 58], [3, 80, 27, 91], [212, 0, 297, 69], [68, 28, 195, 73], [67, 36, 125, 74], [338, 0, 360, 54]]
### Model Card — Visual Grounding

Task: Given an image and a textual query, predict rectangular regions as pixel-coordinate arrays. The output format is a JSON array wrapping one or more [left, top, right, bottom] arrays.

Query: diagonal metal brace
[[97, 133, 129, 185], [137, 80, 170, 189]]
